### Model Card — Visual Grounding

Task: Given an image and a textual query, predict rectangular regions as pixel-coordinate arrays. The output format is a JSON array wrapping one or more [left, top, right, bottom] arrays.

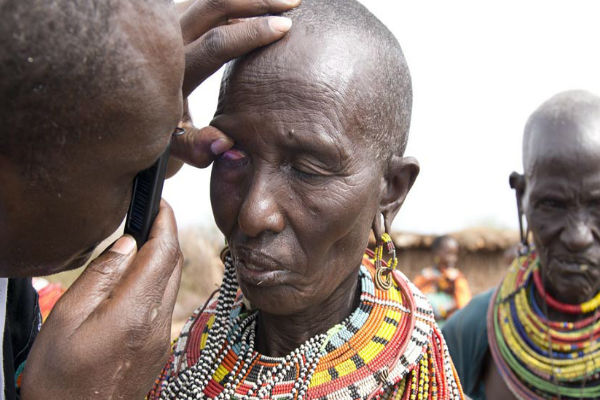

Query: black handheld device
[[124, 144, 171, 248]]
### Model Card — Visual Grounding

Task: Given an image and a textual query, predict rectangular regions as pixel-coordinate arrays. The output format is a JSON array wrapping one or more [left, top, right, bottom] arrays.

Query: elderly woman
[[443, 90, 600, 400], [150, 1, 464, 399]]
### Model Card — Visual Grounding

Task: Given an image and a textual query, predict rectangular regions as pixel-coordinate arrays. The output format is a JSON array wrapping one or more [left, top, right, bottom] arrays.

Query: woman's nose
[[560, 212, 595, 252], [237, 175, 285, 238]]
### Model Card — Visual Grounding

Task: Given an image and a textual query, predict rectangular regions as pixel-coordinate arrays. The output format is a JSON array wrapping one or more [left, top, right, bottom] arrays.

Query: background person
[[443, 90, 600, 400], [414, 236, 472, 323]]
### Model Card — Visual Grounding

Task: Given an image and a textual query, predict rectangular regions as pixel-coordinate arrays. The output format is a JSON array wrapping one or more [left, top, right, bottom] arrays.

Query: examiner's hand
[[21, 201, 183, 400], [168, 99, 233, 175], [169, 0, 299, 172], [180, 0, 300, 97]]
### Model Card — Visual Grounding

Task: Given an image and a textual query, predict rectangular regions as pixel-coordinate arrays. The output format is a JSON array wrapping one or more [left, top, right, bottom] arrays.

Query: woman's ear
[[380, 155, 420, 232], [371, 212, 383, 243], [509, 171, 529, 248]]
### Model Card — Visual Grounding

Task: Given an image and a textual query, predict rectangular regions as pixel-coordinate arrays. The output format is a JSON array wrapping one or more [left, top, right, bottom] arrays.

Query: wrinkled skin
[[522, 114, 600, 308], [210, 32, 418, 356], [14, 0, 300, 398], [485, 95, 600, 400]]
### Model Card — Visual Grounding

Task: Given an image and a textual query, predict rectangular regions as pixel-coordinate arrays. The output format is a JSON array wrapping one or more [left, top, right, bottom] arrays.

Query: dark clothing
[[442, 289, 493, 400], [4, 279, 41, 400]]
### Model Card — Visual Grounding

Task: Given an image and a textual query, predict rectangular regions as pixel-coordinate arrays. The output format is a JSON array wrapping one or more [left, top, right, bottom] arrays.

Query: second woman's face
[[210, 71, 384, 316], [524, 118, 600, 304]]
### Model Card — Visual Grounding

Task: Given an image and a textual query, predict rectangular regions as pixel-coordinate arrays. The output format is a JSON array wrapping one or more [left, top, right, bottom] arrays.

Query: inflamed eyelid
[[221, 149, 247, 161]]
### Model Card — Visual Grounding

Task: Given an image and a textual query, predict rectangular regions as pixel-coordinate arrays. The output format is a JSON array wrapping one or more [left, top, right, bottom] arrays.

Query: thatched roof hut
[[368, 227, 520, 295], [370, 227, 519, 253]]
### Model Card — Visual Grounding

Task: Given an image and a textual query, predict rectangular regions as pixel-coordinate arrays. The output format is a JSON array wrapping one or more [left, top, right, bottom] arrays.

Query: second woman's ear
[[508, 171, 527, 211], [380, 155, 420, 233]]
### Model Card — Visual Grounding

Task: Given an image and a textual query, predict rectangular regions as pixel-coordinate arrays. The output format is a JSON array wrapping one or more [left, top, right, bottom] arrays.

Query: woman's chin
[[548, 280, 595, 305], [239, 283, 305, 316]]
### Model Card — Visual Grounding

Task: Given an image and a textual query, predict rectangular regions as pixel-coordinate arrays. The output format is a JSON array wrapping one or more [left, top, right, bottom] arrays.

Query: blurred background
[[166, 0, 600, 234], [45, 0, 600, 335]]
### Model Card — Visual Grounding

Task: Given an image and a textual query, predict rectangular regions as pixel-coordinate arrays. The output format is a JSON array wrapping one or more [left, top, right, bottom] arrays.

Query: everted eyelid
[[221, 148, 248, 161]]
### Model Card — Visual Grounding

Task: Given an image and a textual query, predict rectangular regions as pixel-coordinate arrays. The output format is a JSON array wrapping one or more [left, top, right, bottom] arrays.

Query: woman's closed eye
[[290, 161, 335, 181], [586, 196, 600, 208], [537, 197, 567, 210]]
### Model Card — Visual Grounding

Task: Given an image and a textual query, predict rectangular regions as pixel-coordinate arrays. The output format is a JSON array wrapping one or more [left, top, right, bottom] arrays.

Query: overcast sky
[[164, 0, 600, 234]]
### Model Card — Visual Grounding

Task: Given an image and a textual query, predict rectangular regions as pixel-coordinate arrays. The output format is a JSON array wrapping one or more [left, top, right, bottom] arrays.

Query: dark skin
[[6, 0, 301, 398], [0, 0, 299, 278], [210, 32, 419, 356], [484, 95, 600, 400]]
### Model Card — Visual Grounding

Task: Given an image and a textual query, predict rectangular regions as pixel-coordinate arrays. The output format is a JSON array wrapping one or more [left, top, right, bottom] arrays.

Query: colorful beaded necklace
[[150, 252, 463, 399], [487, 249, 600, 399]]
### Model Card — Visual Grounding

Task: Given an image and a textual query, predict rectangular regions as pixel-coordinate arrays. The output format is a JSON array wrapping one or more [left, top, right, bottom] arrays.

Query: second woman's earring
[[374, 232, 397, 290]]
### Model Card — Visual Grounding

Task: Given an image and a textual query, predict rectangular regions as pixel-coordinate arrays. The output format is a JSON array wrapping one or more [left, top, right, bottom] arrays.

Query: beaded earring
[[374, 232, 398, 290]]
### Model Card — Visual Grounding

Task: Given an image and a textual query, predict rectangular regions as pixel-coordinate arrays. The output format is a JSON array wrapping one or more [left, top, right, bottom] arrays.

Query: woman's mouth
[[232, 249, 292, 287], [235, 260, 291, 287], [553, 257, 595, 275]]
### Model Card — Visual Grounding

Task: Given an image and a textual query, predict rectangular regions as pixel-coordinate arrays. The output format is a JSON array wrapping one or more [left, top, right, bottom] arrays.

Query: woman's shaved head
[[523, 90, 600, 175], [217, 0, 412, 161]]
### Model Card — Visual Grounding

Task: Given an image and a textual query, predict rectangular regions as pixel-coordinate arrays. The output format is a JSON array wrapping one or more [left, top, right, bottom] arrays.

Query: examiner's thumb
[[108, 235, 137, 255], [54, 235, 138, 321], [171, 125, 233, 169]]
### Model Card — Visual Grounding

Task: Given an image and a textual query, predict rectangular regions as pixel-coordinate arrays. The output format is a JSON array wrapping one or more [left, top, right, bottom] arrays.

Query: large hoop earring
[[374, 233, 398, 291]]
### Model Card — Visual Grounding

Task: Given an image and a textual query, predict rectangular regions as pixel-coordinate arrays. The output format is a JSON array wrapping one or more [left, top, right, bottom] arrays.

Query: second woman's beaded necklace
[[487, 250, 600, 399]]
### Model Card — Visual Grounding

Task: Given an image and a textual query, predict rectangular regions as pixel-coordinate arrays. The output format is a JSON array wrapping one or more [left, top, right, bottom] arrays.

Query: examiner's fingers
[[167, 100, 194, 178], [181, 0, 300, 45], [166, 156, 185, 178], [170, 125, 233, 168], [50, 236, 137, 323], [159, 252, 183, 320], [175, 0, 195, 16], [182, 16, 292, 97], [114, 201, 182, 306]]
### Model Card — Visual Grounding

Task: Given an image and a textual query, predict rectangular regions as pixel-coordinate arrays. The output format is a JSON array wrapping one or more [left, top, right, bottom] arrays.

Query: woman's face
[[523, 117, 600, 304], [210, 75, 384, 316]]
